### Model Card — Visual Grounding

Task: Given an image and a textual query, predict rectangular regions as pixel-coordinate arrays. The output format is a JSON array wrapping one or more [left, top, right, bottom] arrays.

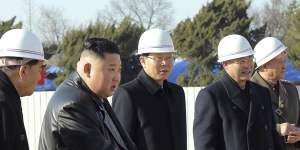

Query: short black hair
[[83, 38, 120, 58], [26, 59, 40, 67], [0, 58, 41, 72], [137, 53, 149, 60]]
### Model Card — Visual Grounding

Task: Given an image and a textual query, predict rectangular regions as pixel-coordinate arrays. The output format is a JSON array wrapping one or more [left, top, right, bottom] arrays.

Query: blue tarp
[[46, 66, 64, 74], [285, 58, 300, 81], [35, 79, 57, 91], [168, 58, 300, 84], [35, 66, 64, 91], [168, 59, 190, 83]]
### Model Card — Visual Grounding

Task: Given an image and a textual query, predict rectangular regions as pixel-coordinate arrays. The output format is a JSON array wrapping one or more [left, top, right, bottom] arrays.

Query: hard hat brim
[[137, 47, 176, 55], [255, 45, 287, 69], [217, 50, 254, 63], [0, 48, 45, 61]]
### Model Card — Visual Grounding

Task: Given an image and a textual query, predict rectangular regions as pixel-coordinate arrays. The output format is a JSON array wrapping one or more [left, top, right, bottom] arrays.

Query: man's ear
[[259, 64, 267, 71], [83, 63, 91, 78], [139, 56, 146, 68], [18, 65, 27, 80], [222, 61, 228, 68]]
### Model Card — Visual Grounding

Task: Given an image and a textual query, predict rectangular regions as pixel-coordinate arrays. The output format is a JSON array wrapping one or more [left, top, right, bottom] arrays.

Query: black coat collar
[[67, 71, 102, 101], [221, 72, 260, 128], [0, 70, 20, 100], [221, 72, 252, 114], [221, 72, 250, 99], [137, 70, 168, 95]]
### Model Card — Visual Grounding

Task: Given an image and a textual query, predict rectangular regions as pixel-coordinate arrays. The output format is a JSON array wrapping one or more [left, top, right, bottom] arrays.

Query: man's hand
[[286, 127, 300, 144], [276, 123, 296, 136]]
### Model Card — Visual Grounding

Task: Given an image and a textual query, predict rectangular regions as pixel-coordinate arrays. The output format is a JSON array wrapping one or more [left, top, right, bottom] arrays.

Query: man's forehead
[[233, 55, 253, 60], [148, 52, 174, 56]]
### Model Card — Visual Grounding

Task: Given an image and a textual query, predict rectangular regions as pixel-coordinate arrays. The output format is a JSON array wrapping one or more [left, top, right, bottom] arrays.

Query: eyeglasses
[[145, 55, 175, 63], [231, 57, 254, 65]]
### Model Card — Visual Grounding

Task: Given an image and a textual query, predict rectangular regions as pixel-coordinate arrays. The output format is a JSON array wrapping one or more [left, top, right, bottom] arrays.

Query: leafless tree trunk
[[250, 0, 294, 39], [107, 0, 174, 29], [37, 6, 68, 46]]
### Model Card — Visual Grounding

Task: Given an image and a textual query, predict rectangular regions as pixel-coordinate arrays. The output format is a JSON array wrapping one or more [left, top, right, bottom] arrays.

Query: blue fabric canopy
[[168, 58, 300, 84], [285, 58, 300, 81], [168, 59, 190, 84], [35, 66, 64, 91]]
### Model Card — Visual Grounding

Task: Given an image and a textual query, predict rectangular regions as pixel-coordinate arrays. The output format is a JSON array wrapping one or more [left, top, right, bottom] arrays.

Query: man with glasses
[[112, 28, 187, 150], [193, 34, 282, 150], [251, 37, 300, 149], [0, 29, 45, 150], [39, 38, 137, 150]]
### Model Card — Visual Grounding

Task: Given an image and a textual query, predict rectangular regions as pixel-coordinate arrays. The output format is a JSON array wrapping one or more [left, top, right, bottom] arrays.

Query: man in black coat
[[38, 38, 136, 150], [112, 28, 187, 150], [193, 34, 283, 150], [0, 29, 45, 150]]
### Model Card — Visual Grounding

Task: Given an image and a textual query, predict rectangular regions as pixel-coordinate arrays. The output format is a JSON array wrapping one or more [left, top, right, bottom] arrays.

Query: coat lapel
[[247, 86, 259, 130], [221, 75, 249, 115], [251, 72, 277, 107], [100, 100, 128, 150]]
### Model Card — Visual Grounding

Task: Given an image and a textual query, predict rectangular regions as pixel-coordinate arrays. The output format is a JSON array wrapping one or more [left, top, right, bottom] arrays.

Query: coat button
[[264, 125, 268, 131]]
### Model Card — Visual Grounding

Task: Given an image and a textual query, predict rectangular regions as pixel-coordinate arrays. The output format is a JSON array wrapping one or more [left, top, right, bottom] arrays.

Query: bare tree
[[250, 0, 294, 39], [106, 0, 174, 29], [37, 6, 68, 46]]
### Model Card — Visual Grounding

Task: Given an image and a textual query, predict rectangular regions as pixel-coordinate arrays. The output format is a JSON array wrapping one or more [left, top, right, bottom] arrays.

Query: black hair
[[140, 53, 149, 57], [0, 58, 41, 72], [83, 38, 120, 58], [26, 59, 40, 67], [137, 53, 149, 60]]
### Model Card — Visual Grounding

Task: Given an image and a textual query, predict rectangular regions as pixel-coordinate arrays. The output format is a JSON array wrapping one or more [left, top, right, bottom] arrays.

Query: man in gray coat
[[251, 37, 300, 149]]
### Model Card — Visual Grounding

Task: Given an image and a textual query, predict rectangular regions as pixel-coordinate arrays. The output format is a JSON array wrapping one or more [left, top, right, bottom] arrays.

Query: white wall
[[21, 86, 299, 150], [21, 92, 54, 150]]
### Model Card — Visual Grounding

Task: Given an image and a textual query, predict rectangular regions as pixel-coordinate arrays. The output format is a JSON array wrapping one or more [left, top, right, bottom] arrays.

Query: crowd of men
[[0, 28, 300, 150]]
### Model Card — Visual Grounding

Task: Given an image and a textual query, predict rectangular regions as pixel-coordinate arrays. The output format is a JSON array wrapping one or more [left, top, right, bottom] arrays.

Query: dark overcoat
[[0, 70, 29, 150], [112, 70, 187, 150], [193, 73, 283, 150]]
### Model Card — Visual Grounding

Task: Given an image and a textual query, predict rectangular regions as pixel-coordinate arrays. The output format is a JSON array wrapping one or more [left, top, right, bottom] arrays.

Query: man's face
[[89, 53, 121, 98], [21, 61, 45, 96], [263, 51, 286, 81], [223, 56, 254, 86], [140, 52, 174, 84]]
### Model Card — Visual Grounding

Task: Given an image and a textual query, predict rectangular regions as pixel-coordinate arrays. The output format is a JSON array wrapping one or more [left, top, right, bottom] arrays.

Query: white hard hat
[[217, 34, 254, 62], [0, 29, 45, 60], [137, 28, 175, 55], [254, 37, 287, 69]]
